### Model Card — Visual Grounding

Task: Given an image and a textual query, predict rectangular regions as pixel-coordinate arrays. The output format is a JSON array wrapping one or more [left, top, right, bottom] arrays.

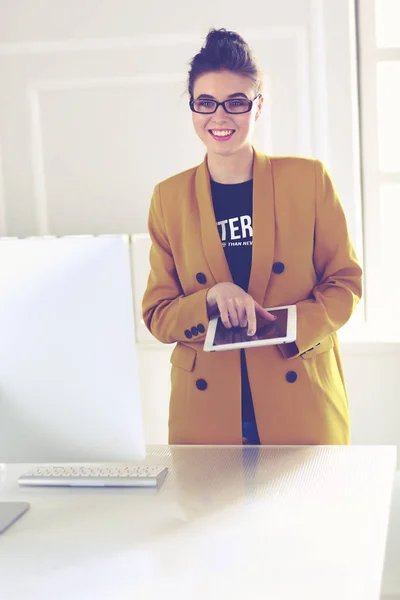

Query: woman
[[142, 28, 362, 446]]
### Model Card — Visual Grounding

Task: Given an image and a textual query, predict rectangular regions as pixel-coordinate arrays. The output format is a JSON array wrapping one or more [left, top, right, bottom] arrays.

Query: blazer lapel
[[195, 157, 233, 284], [248, 147, 275, 306]]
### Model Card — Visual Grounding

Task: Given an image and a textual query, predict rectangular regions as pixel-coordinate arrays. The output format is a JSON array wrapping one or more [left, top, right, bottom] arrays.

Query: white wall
[[0, 0, 362, 251]]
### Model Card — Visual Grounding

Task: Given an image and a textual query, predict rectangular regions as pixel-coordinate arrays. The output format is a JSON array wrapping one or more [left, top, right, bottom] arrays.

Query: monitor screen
[[0, 236, 145, 463]]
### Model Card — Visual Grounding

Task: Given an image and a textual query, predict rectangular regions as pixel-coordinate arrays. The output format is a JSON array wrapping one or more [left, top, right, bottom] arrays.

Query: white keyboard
[[18, 465, 168, 488]]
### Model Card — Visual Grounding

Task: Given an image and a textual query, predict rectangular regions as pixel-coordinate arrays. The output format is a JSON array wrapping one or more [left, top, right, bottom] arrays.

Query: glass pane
[[375, 0, 400, 47], [377, 62, 400, 172], [380, 184, 400, 322]]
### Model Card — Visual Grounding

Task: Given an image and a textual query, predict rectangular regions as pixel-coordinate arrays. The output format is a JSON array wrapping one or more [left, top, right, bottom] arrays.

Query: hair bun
[[204, 28, 246, 50], [187, 28, 263, 98]]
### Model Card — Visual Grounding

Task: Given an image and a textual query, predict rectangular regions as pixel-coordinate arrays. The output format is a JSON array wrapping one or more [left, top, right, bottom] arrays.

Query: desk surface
[[0, 445, 397, 600]]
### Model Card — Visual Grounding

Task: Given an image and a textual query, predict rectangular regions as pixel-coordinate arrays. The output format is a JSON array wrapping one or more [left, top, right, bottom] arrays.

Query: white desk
[[0, 445, 397, 600]]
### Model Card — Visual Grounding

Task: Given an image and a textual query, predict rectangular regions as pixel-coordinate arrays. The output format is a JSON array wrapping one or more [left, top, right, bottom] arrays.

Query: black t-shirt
[[210, 179, 256, 424], [210, 179, 253, 292]]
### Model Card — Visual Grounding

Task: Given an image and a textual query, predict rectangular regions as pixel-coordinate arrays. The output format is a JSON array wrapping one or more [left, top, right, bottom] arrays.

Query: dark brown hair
[[187, 28, 263, 98]]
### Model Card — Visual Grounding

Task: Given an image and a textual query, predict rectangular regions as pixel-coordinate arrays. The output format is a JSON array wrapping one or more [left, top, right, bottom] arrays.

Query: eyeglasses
[[190, 94, 261, 114]]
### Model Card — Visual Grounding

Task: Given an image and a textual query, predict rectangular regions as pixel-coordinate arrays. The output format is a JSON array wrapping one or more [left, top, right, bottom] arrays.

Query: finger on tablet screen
[[246, 306, 257, 336]]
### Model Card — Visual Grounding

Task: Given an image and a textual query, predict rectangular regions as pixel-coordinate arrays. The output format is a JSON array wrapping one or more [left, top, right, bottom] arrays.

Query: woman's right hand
[[206, 282, 276, 336]]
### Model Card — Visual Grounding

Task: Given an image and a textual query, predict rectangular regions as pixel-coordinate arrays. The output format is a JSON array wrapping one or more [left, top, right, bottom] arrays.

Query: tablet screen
[[212, 308, 288, 347]]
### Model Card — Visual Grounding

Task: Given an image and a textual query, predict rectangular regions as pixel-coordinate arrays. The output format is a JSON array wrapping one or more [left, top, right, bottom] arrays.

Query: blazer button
[[184, 329, 193, 339], [191, 326, 199, 336], [197, 324, 205, 334], [196, 272, 207, 284], [286, 371, 297, 384], [273, 262, 285, 274], [196, 379, 208, 391]]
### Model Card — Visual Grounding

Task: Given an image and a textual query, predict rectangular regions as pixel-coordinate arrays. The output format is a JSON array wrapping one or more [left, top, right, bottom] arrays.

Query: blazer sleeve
[[142, 183, 210, 344], [278, 159, 363, 359]]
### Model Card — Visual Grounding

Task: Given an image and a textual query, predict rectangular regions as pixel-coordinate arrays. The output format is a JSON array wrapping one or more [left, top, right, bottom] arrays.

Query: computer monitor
[[0, 235, 145, 463]]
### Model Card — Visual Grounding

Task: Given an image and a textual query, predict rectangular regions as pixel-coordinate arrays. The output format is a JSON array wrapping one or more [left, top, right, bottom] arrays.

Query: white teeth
[[211, 130, 234, 136]]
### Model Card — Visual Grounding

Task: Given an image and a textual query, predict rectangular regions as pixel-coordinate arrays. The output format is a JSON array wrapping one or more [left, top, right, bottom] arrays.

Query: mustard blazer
[[142, 147, 362, 445]]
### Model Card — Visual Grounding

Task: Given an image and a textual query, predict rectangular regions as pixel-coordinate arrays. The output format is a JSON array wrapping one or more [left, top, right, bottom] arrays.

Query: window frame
[[348, 0, 400, 340]]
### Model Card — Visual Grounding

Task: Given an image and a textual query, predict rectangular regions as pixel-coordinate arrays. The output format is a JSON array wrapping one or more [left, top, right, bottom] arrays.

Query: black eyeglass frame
[[189, 94, 261, 114]]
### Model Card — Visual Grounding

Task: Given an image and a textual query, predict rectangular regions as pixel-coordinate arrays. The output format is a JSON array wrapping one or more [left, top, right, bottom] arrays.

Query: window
[[357, 0, 400, 333]]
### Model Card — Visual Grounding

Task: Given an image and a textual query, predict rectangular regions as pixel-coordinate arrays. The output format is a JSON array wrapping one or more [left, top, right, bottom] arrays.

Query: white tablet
[[203, 305, 297, 352]]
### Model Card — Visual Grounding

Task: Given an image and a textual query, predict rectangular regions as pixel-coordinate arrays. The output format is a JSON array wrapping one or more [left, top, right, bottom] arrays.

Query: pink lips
[[209, 130, 235, 142]]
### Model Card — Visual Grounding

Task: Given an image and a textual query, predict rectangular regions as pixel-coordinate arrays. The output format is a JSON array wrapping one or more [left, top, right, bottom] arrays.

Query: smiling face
[[191, 70, 263, 158]]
